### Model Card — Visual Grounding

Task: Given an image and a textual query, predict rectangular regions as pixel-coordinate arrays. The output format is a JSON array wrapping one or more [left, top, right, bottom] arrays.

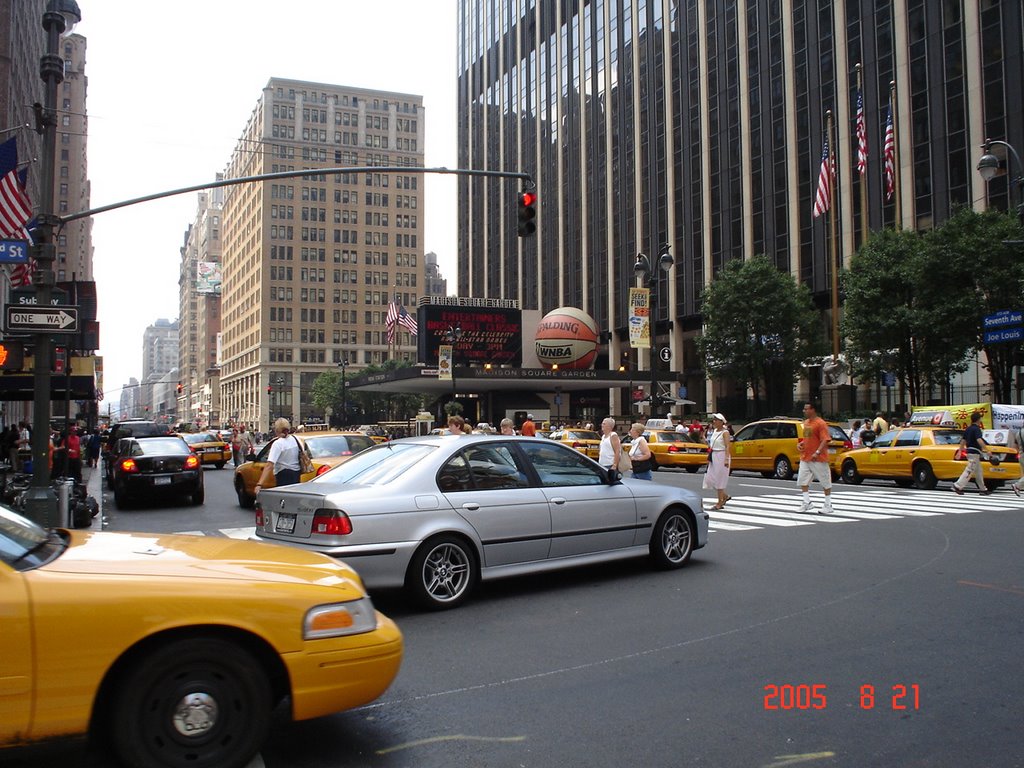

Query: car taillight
[[315, 464, 331, 476], [954, 448, 966, 460], [119, 458, 138, 473], [312, 510, 352, 536], [184, 455, 200, 469], [572, 441, 584, 449], [255, 506, 264, 527], [843, 440, 852, 451], [667, 445, 680, 453]]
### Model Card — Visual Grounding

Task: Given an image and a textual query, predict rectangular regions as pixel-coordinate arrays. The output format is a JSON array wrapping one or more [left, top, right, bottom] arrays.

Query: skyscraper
[[457, 1, 1024, 411], [219, 78, 425, 429]]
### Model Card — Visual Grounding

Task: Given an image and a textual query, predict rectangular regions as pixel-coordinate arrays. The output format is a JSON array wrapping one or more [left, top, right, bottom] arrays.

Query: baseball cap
[[710, 413, 726, 423]]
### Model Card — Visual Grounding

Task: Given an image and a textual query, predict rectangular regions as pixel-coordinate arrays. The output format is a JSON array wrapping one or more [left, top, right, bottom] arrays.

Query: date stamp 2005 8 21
[[763, 684, 920, 711]]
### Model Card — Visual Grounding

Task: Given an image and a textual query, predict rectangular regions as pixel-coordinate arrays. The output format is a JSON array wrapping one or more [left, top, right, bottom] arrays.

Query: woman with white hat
[[703, 413, 732, 509]]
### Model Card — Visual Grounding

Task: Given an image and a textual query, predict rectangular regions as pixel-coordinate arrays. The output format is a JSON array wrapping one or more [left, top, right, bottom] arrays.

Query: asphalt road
[[8, 464, 1024, 768]]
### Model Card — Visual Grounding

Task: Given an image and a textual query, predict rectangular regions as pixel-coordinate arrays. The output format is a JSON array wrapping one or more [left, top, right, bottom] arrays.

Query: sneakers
[[820, 503, 833, 515], [798, 501, 814, 514]]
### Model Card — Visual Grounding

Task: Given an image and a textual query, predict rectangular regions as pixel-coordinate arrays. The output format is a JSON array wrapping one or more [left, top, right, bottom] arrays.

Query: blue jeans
[[275, 468, 301, 487], [632, 469, 653, 481]]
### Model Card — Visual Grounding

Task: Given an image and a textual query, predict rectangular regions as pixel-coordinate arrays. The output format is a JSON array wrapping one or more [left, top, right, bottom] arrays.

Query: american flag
[[812, 135, 834, 218], [0, 137, 33, 239], [385, 299, 399, 344], [855, 89, 867, 175], [397, 304, 418, 336], [883, 104, 895, 200]]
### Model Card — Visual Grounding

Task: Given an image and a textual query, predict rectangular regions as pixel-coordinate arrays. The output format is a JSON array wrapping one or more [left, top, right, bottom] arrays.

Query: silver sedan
[[254, 435, 709, 609]]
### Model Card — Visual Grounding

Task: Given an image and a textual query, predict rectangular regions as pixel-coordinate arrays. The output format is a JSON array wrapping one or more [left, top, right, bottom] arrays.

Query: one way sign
[[6, 305, 79, 334]]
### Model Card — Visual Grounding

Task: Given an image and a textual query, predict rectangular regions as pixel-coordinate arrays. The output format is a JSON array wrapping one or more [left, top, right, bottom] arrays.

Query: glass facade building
[[457, 0, 1024, 411]]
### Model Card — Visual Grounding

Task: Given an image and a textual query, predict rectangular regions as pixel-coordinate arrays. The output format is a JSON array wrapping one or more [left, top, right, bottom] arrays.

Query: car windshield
[[562, 431, 599, 440], [932, 430, 963, 445], [0, 504, 65, 570], [182, 433, 217, 444], [137, 437, 191, 456], [309, 442, 435, 486], [828, 425, 850, 441], [305, 434, 374, 457]]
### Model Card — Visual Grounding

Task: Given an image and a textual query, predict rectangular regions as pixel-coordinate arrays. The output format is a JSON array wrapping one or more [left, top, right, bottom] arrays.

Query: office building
[[219, 78, 425, 430], [457, 0, 1024, 412]]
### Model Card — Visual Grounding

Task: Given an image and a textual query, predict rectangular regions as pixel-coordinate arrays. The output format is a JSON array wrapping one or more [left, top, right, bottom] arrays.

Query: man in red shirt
[[798, 402, 833, 514], [521, 414, 537, 437]]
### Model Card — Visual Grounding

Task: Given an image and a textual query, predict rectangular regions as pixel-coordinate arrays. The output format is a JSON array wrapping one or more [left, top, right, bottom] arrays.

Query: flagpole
[[827, 110, 840, 362], [890, 81, 901, 229], [857, 63, 868, 245]]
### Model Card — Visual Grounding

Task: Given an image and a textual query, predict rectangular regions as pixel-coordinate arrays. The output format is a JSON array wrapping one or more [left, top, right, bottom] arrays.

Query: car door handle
[[462, 502, 480, 511], [550, 497, 566, 505]]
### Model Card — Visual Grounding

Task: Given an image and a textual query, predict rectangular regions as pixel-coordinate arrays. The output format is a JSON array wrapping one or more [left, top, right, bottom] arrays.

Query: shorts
[[797, 460, 832, 488]]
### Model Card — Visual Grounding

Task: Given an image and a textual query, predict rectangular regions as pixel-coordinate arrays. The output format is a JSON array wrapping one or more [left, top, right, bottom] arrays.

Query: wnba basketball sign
[[535, 307, 599, 369]]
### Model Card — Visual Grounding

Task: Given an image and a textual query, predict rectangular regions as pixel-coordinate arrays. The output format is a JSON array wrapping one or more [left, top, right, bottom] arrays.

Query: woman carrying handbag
[[626, 423, 654, 480], [703, 413, 732, 509]]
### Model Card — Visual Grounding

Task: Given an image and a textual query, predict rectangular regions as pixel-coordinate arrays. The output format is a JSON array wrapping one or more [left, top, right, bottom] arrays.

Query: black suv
[[102, 420, 170, 484]]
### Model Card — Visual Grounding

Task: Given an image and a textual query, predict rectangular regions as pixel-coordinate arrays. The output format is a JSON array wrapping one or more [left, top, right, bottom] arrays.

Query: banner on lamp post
[[628, 287, 651, 349], [438, 345, 453, 381]]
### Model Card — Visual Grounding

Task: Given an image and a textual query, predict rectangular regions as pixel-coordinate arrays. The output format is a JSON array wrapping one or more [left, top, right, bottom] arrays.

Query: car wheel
[[215, 462, 225, 470], [235, 478, 254, 509], [649, 507, 695, 569], [109, 638, 271, 768], [113, 484, 131, 509], [685, 465, 699, 474], [191, 484, 205, 506], [773, 456, 794, 480], [406, 535, 478, 610], [894, 478, 914, 488], [913, 461, 937, 490], [841, 460, 863, 485]]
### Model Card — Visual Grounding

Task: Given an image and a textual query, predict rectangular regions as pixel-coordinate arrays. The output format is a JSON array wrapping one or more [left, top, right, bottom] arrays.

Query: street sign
[[983, 310, 1023, 329], [984, 327, 1024, 345], [659, 346, 671, 362], [5, 305, 79, 334], [882, 371, 897, 387], [0, 239, 29, 263], [9, 287, 67, 307], [678, 386, 688, 399]]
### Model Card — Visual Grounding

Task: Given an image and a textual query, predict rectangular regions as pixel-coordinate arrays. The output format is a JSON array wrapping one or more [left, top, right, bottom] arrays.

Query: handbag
[[618, 450, 633, 472], [295, 436, 314, 474]]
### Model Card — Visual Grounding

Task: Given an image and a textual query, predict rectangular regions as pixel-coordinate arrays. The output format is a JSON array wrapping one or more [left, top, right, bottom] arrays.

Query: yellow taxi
[[178, 431, 232, 468], [838, 425, 1019, 490], [234, 430, 376, 508], [637, 429, 709, 472], [0, 502, 402, 768], [548, 428, 602, 459], [729, 416, 853, 480]]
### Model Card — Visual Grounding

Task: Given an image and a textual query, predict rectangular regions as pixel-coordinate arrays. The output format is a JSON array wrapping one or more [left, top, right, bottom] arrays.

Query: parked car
[[728, 416, 853, 480], [102, 420, 171, 484], [548, 428, 602, 459], [628, 429, 709, 472], [178, 431, 232, 468], [0, 501, 402, 768], [110, 435, 205, 508], [234, 431, 376, 508], [839, 425, 1019, 490], [254, 435, 709, 610]]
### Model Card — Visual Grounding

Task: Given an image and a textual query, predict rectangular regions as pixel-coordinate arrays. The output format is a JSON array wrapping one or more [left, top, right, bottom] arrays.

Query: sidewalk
[[82, 463, 104, 530]]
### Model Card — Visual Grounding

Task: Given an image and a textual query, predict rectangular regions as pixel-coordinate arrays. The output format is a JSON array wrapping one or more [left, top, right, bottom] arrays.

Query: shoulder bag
[[294, 436, 314, 474]]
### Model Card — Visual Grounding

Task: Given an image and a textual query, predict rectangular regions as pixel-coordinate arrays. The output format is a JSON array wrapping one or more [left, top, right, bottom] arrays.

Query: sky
[[74, 1, 459, 404]]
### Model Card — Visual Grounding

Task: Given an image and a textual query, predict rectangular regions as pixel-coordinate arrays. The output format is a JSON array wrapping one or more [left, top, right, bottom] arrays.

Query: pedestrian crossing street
[[704, 487, 1024, 533]]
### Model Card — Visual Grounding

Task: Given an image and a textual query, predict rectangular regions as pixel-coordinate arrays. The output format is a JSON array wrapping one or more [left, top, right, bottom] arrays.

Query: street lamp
[[634, 245, 674, 417], [977, 138, 1024, 225], [23, 0, 82, 525], [444, 325, 462, 410], [337, 358, 348, 428]]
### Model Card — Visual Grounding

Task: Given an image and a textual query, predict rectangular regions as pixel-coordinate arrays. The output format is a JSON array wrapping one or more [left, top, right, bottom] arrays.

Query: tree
[[697, 254, 825, 414], [924, 207, 1024, 402]]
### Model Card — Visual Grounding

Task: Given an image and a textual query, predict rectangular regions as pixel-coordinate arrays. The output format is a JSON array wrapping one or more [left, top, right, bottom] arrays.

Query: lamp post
[[23, 0, 81, 526], [977, 138, 1024, 225], [337, 358, 348, 428], [274, 375, 285, 426], [444, 325, 462, 411], [633, 245, 674, 418]]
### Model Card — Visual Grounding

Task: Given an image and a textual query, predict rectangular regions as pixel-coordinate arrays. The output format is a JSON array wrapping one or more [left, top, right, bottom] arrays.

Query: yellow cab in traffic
[[548, 428, 602, 459], [729, 416, 853, 480], [177, 430, 232, 468], [0, 502, 402, 768], [234, 427, 376, 508], [636, 429, 709, 472], [838, 425, 1019, 490]]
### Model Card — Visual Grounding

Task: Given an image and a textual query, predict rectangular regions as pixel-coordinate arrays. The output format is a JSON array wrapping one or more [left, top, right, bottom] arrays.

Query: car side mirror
[[245, 452, 257, 462]]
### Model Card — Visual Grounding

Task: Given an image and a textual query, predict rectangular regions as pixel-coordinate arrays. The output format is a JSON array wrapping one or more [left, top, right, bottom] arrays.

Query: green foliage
[[843, 208, 1024, 405], [310, 359, 424, 424], [696, 254, 825, 407]]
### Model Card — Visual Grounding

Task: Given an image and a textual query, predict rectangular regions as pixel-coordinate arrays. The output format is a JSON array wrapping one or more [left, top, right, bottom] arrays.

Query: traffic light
[[176, 382, 183, 395], [52, 346, 66, 374], [517, 190, 537, 237], [0, 340, 24, 371], [267, 384, 272, 394]]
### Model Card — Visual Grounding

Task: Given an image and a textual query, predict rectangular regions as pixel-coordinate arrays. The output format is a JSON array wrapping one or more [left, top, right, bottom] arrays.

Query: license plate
[[154, 476, 171, 485], [205, 448, 221, 454], [277, 514, 296, 534]]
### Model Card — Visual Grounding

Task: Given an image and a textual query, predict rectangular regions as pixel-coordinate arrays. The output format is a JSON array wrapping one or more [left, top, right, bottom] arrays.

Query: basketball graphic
[[535, 307, 599, 370]]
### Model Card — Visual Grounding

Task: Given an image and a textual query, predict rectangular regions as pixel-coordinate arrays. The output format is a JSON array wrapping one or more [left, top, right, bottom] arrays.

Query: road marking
[[957, 580, 1024, 597], [716, 498, 851, 523], [221, 526, 256, 539], [708, 520, 761, 531], [376, 734, 526, 755], [706, 510, 813, 527]]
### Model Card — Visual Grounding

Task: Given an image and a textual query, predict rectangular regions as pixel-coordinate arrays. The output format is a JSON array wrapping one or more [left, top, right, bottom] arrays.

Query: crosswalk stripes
[[705, 486, 1024, 533]]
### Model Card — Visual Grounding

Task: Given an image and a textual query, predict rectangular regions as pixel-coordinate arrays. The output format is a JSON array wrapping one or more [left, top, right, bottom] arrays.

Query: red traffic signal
[[517, 190, 537, 237], [0, 340, 25, 371], [176, 382, 183, 395], [267, 384, 272, 394]]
